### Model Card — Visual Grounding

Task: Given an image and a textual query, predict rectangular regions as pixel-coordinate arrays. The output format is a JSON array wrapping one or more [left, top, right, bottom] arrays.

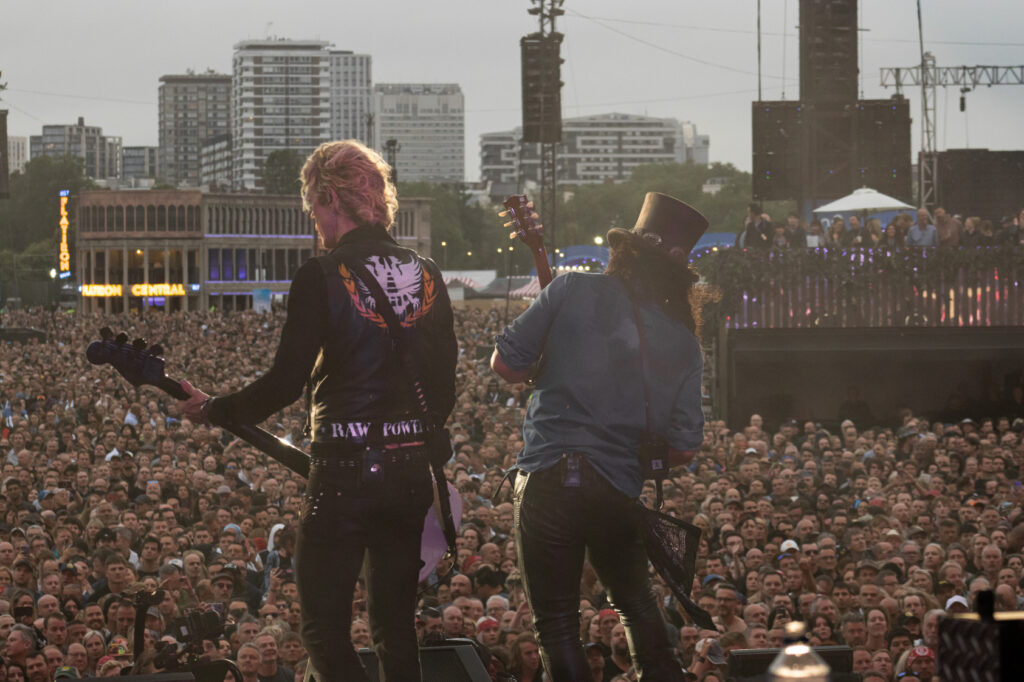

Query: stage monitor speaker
[[358, 642, 490, 682], [728, 645, 854, 681], [520, 32, 564, 143], [936, 149, 1024, 222], [800, 0, 858, 104], [0, 109, 9, 200], [854, 96, 912, 203], [752, 100, 805, 201]]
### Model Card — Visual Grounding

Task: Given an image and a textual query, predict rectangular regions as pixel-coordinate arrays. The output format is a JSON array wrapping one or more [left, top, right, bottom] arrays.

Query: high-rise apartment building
[[480, 113, 710, 191], [7, 135, 27, 174], [158, 72, 231, 187], [30, 117, 122, 180], [374, 83, 464, 183], [122, 146, 159, 180], [231, 39, 331, 190], [329, 51, 373, 144], [200, 134, 233, 189]]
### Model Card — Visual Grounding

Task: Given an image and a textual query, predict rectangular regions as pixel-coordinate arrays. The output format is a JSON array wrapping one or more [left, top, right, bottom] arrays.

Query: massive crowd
[[738, 205, 1024, 250], [0, 304, 1022, 681]]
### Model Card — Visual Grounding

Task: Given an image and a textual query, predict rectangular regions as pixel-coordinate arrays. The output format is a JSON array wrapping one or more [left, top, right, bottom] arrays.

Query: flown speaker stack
[[752, 0, 912, 207]]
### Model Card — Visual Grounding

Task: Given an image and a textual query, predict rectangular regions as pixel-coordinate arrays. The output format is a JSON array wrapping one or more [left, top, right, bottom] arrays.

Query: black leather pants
[[514, 456, 686, 682], [296, 454, 434, 682]]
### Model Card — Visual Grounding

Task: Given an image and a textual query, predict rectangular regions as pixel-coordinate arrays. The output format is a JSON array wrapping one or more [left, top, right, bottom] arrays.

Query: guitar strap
[[335, 248, 458, 557], [625, 284, 667, 510]]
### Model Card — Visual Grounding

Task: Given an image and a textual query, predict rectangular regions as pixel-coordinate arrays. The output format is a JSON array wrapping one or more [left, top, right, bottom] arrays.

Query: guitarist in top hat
[[491, 193, 708, 681], [179, 140, 457, 682]]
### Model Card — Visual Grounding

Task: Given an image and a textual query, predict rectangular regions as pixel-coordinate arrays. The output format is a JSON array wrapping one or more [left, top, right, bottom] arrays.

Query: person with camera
[[179, 139, 457, 681], [491, 193, 708, 681]]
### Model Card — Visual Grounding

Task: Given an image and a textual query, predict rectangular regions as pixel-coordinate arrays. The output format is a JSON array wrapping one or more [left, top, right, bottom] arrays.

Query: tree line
[[0, 153, 792, 286]]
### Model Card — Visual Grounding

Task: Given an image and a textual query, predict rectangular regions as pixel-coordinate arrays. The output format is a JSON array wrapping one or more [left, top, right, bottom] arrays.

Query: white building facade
[[231, 39, 331, 190], [329, 51, 373, 145], [7, 136, 27, 174], [480, 113, 710, 190]]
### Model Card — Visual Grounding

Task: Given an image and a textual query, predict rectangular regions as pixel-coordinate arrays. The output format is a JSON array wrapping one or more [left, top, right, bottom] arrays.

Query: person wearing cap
[[905, 645, 936, 681], [689, 637, 726, 678], [54, 665, 80, 680], [492, 193, 708, 681], [475, 616, 500, 648], [178, 141, 458, 682]]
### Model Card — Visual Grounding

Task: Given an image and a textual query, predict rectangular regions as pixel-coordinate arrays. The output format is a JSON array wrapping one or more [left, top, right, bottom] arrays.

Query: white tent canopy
[[812, 187, 915, 214]]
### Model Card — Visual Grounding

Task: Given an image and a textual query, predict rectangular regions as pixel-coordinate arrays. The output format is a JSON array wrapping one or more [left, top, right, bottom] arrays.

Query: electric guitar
[[500, 194, 553, 290], [86, 327, 312, 477]]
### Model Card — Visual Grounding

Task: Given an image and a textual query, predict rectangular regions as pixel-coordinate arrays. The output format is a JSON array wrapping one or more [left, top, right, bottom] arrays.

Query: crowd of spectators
[[737, 203, 1024, 250], [0, 304, 1023, 681]]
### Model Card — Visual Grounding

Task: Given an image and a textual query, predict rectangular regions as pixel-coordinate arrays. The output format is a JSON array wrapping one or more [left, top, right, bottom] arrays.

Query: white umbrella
[[812, 187, 915, 214]]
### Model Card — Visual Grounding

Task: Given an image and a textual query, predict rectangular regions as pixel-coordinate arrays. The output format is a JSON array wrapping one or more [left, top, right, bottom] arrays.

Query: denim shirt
[[494, 272, 704, 498]]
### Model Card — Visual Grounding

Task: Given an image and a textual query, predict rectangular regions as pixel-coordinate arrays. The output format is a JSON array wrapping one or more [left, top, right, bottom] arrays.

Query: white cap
[[946, 595, 969, 611], [780, 539, 799, 553]]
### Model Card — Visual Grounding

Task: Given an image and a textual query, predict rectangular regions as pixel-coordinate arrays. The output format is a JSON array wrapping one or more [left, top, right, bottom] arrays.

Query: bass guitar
[[87, 328, 312, 476], [86, 327, 460, 581]]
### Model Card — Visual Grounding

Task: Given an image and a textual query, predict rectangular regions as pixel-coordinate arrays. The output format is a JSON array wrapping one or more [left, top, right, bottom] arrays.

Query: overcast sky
[[4, 0, 1024, 181]]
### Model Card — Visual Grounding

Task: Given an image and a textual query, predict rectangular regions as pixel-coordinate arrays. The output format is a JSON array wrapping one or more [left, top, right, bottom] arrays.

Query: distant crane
[[880, 58, 1024, 208]]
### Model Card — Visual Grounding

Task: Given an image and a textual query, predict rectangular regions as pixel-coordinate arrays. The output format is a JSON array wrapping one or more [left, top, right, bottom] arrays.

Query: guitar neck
[[531, 245, 554, 290], [159, 373, 310, 478]]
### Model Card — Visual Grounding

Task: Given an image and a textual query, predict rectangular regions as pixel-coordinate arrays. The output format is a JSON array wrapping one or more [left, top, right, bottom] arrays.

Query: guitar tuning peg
[[132, 338, 147, 350], [149, 344, 164, 357], [100, 327, 113, 340], [114, 333, 129, 345], [498, 210, 508, 218], [509, 231, 519, 240], [503, 221, 514, 228]]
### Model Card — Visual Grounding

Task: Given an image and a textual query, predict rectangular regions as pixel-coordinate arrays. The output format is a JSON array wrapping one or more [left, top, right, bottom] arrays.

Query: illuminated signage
[[80, 283, 188, 297], [82, 284, 123, 297], [130, 283, 186, 297], [58, 190, 71, 276]]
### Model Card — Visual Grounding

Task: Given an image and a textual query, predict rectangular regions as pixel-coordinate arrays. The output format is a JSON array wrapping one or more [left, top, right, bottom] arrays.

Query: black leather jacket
[[207, 226, 457, 438]]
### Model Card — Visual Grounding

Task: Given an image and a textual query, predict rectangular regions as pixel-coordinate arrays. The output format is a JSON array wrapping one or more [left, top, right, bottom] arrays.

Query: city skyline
[[4, 0, 1024, 183]]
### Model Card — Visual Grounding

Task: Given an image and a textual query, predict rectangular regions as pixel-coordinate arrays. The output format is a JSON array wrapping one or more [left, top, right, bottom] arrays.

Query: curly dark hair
[[604, 228, 705, 335]]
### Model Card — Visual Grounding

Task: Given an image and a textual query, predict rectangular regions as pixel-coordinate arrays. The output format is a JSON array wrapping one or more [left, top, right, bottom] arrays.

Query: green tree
[[397, 182, 504, 270], [262, 150, 304, 195], [555, 162, 793, 248], [0, 155, 94, 254]]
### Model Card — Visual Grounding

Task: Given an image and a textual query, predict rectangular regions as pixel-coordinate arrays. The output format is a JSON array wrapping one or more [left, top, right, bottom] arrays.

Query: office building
[[480, 113, 710, 190], [231, 39, 331, 190], [158, 72, 231, 187], [30, 117, 122, 180], [122, 146, 159, 181], [375, 83, 464, 183], [329, 51, 373, 144], [7, 136, 27, 174], [200, 134, 233, 189]]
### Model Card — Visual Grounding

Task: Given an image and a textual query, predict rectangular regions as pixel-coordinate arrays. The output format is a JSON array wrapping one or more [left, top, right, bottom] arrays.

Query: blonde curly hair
[[300, 140, 398, 230]]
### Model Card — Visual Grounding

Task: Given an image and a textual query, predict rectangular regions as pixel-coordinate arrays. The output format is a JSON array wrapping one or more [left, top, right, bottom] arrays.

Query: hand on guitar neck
[[501, 194, 553, 290]]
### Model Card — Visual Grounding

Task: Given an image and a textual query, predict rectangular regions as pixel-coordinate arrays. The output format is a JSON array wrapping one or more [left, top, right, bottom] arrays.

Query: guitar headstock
[[500, 194, 544, 250], [86, 328, 188, 400]]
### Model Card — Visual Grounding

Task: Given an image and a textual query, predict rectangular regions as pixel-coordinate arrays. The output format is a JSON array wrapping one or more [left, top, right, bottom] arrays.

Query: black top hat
[[631, 192, 709, 258]]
